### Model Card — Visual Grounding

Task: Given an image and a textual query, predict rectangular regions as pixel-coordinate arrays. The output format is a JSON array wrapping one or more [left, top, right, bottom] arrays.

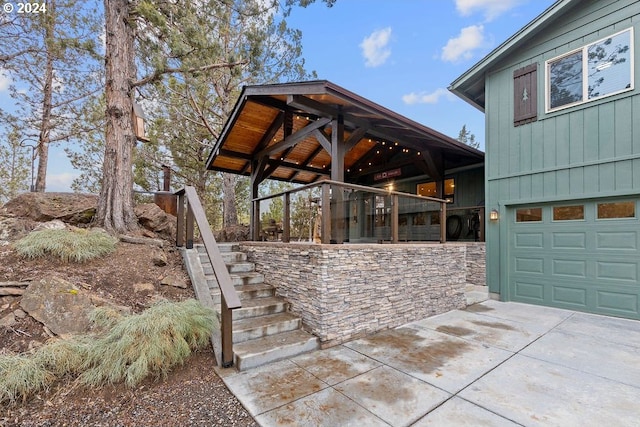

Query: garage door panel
[[596, 231, 637, 250], [596, 291, 639, 315], [552, 286, 587, 307], [552, 232, 587, 249], [514, 232, 544, 248], [552, 259, 587, 278], [514, 257, 545, 274], [596, 261, 637, 282], [513, 281, 545, 302]]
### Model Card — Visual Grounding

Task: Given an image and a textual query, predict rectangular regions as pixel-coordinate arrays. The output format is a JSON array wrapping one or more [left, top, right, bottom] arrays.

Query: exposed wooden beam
[[312, 129, 331, 153], [257, 117, 331, 158], [345, 127, 368, 153], [420, 150, 444, 182]]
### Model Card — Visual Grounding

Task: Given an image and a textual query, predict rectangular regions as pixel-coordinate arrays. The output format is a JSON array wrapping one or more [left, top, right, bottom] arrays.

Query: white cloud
[[402, 88, 456, 105], [441, 25, 485, 62], [455, 0, 523, 22], [47, 172, 78, 192], [360, 27, 392, 67]]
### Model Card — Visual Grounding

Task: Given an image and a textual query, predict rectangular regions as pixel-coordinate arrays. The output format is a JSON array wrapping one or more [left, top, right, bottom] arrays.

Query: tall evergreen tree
[[0, 128, 31, 203], [0, 0, 103, 192], [457, 124, 480, 150]]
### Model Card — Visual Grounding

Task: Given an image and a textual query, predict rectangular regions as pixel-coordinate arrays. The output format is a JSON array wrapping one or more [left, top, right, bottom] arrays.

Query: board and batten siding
[[484, 0, 640, 294]]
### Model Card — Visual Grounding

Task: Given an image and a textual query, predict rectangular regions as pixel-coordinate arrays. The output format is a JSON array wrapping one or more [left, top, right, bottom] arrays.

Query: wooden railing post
[[176, 192, 185, 247], [283, 192, 291, 243], [186, 200, 194, 249], [440, 201, 447, 243], [391, 194, 399, 243], [321, 183, 331, 244], [253, 200, 261, 241], [221, 296, 234, 368]]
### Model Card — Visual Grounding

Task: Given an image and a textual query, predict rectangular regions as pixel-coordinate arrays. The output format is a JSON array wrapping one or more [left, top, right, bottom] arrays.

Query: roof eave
[[449, 0, 579, 109]]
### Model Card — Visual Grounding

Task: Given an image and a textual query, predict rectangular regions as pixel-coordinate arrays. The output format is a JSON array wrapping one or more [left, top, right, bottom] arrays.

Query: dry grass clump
[[0, 299, 215, 404], [13, 228, 117, 263]]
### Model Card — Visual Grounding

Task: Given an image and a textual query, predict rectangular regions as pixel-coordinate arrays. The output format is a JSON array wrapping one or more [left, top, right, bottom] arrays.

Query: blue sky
[[1, 0, 556, 192]]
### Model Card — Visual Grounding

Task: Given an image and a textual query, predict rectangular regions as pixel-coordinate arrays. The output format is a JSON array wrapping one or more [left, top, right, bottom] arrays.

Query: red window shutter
[[513, 63, 538, 126]]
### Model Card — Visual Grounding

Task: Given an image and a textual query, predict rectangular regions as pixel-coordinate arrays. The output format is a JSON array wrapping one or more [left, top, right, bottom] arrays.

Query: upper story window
[[546, 28, 634, 113]]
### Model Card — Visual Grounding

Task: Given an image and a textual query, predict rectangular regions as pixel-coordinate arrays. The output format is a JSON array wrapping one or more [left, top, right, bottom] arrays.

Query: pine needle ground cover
[[0, 300, 215, 404], [13, 228, 118, 263]]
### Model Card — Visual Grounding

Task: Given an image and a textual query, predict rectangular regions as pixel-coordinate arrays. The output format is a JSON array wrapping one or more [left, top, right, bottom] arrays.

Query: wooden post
[[176, 192, 185, 247], [440, 201, 447, 243], [186, 201, 194, 249], [391, 194, 399, 243], [221, 296, 234, 368], [283, 192, 291, 242], [321, 183, 331, 244]]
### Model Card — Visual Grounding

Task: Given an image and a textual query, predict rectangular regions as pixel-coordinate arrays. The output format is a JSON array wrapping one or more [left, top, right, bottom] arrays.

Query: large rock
[[20, 277, 95, 336], [3, 192, 97, 225], [135, 203, 177, 241], [215, 224, 250, 242]]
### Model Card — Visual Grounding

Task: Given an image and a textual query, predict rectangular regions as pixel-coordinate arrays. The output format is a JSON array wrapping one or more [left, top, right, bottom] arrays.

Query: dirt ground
[[0, 235, 258, 427]]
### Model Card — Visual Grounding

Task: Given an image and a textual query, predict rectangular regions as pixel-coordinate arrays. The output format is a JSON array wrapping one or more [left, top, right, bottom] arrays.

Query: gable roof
[[206, 80, 483, 186], [449, 0, 580, 111]]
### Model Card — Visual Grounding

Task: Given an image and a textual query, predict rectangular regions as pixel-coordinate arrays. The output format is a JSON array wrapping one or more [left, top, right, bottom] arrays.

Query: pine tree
[[457, 124, 481, 150], [0, 128, 31, 203], [0, 0, 103, 192]]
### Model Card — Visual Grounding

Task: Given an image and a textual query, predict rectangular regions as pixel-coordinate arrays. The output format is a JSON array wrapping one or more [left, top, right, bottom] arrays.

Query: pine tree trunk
[[96, 0, 138, 234], [34, 0, 56, 192], [222, 172, 238, 227]]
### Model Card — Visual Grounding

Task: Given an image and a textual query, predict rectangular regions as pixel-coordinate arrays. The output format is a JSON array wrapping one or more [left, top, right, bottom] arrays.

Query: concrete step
[[226, 262, 255, 274], [465, 284, 489, 306], [206, 271, 265, 289], [230, 296, 288, 320], [232, 312, 302, 344], [233, 329, 320, 371], [199, 251, 247, 264], [211, 283, 275, 304], [195, 243, 240, 253]]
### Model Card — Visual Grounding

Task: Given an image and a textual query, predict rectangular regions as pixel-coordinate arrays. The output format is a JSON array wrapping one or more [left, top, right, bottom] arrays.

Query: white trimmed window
[[546, 28, 634, 112]]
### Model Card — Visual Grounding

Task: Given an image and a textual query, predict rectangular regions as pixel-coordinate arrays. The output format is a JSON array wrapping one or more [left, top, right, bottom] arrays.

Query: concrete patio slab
[[289, 345, 381, 386], [344, 326, 513, 394], [409, 308, 546, 352], [465, 299, 573, 328], [521, 328, 640, 387], [222, 359, 328, 416], [459, 354, 640, 426], [254, 387, 388, 427], [334, 365, 450, 426], [555, 312, 640, 347], [221, 301, 640, 427], [412, 397, 519, 426]]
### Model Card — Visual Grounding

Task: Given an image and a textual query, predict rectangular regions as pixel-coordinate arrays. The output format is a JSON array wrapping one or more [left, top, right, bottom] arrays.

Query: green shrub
[[13, 228, 117, 263], [0, 299, 215, 404]]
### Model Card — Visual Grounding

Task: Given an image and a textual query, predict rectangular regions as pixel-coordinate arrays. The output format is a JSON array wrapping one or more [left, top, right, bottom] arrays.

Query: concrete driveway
[[221, 300, 640, 426]]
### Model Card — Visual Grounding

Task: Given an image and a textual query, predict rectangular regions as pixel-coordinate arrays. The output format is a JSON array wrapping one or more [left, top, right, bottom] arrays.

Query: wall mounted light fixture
[[489, 209, 499, 221]]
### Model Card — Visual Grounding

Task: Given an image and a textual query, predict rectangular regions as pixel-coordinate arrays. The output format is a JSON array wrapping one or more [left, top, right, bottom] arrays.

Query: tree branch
[[131, 60, 248, 88]]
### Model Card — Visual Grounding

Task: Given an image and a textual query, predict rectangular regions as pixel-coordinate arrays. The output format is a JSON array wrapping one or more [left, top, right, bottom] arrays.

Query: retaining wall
[[241, 242, 484, 347]]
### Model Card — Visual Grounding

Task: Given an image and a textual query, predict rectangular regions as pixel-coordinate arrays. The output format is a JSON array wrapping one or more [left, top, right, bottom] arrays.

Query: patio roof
[[206, 80, 483, 186]]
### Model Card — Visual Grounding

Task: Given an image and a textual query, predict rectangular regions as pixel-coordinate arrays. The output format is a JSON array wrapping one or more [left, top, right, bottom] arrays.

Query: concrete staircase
[[185, 243, 319, 371]]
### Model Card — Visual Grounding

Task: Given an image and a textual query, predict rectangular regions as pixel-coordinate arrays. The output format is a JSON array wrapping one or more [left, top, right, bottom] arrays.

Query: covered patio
[[205, 80, 485, 244]]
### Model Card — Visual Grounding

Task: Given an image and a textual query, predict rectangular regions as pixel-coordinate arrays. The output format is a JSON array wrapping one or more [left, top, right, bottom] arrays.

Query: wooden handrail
[[175, 186, 241, 368]]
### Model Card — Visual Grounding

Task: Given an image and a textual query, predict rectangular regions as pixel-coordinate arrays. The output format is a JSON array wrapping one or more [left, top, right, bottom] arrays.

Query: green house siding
[[481, 0, 640, 316]]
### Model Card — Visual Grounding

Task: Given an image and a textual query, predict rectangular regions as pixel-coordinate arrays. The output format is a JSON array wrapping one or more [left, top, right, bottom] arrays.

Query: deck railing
[[252, 179, 459, 244], [175, 186, 241, 368]]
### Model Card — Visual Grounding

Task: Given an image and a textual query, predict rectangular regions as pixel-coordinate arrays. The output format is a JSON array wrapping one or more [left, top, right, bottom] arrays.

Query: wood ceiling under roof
[[205, 80, 483, 186]]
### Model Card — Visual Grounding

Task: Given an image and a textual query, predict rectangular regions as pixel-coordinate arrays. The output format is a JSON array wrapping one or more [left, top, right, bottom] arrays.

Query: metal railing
[[252, 179, 452, 244], [175, 186, 241, 368]]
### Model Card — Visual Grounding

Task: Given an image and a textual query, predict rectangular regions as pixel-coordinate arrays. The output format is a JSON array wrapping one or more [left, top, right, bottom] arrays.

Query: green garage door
[[508, 199, 640, 320]]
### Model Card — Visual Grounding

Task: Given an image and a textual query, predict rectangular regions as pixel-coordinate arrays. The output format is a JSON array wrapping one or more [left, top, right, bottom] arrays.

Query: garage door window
[[553, 205, 584, 221], [516, 208, 542, 222], [597, 201, 635, 219]]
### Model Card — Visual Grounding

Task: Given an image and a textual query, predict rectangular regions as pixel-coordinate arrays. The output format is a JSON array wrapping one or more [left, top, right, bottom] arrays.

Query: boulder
[[0, 214, 38, 245], [2, 192, 97, 225], [20, 277, 95, 336], [135, 203, 177, 241]]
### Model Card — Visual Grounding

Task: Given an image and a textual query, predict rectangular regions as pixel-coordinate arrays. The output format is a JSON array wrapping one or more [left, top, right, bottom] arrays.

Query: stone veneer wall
[[241, 242, 477, 347], [465, 242, 486, 286]]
